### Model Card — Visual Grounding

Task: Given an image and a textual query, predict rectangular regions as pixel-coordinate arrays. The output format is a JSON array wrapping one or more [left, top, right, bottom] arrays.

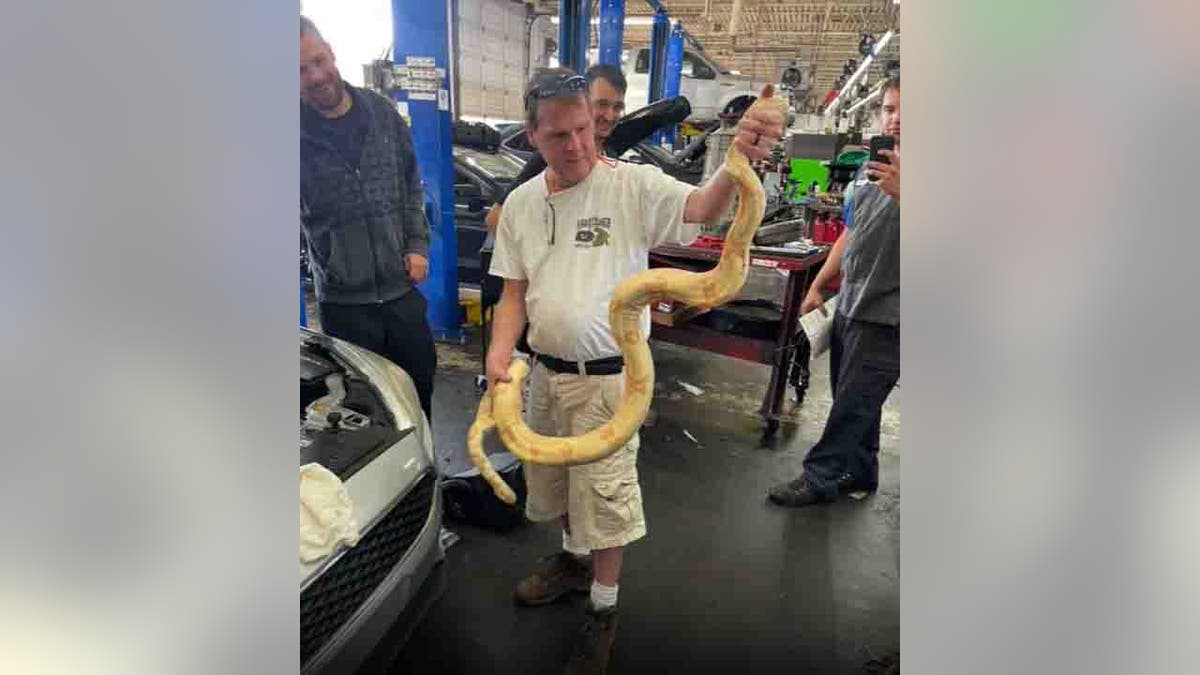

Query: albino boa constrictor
[[468, 92, 788, 505]]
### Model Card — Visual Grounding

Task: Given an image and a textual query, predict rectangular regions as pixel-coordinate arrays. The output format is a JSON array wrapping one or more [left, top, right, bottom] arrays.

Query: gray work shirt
[[837, 175, 900, 325]]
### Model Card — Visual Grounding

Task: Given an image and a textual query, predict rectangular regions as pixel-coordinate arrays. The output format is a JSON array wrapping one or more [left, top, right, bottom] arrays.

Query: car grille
[[300, 471, 435, 665]]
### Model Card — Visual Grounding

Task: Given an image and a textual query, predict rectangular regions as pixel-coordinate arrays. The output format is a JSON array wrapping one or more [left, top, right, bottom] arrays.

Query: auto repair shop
[[299, 1, 900, 673]]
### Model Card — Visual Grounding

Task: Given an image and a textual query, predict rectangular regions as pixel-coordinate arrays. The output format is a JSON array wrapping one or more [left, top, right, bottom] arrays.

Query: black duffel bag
[[441, 459, 527, 531]]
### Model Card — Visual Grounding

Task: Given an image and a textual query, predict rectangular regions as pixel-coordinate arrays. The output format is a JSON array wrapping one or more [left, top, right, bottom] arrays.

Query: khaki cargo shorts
[[522, 361, 646, 551]]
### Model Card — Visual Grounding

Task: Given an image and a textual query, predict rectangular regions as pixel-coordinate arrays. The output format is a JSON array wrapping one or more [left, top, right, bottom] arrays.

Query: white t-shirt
[[489, 157, 700, 361]]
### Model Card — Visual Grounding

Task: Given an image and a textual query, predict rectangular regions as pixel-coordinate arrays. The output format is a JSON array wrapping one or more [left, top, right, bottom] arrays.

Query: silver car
[[300, 328, 443, 674]]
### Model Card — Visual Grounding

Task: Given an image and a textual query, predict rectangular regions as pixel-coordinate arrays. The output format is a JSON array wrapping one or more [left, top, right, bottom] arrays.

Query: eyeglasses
[[523, 73, 587, 110]]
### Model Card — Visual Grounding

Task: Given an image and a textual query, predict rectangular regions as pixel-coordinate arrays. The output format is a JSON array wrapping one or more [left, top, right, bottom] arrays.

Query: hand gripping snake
[[468, 91, 788, 505]]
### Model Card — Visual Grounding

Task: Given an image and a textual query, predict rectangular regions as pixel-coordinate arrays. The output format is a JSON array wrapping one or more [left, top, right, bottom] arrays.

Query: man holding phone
[[769, 76, 900, 507]]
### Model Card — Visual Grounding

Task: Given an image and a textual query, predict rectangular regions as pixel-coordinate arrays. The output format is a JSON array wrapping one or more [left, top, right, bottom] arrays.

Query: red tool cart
[[648, 241, 829, 441]]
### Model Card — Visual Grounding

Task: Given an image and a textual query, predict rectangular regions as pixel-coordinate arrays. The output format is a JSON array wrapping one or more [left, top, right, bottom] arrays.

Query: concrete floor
[[373, 322, 900, 675]]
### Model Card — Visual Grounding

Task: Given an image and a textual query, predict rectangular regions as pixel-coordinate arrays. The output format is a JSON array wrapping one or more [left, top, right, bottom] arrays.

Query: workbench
[[648, 242, 829, 440]]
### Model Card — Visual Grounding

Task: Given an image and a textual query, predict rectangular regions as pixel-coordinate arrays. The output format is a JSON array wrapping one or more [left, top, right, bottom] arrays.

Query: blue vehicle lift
[[647, 9, 669, 110], [597, 0, 626, 67], [559, 0, 591, 73], [391, 0, 462, 342], [659, 20, 685, 146], [645, 7, 685, 146]]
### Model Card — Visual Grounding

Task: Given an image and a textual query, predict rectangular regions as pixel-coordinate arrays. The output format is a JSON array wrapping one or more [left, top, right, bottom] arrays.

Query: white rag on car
[[300, 462, 361, 563]]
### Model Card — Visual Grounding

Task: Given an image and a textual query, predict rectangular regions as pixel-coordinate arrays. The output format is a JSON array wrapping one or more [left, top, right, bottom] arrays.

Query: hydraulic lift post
[[558, 0, 591, 73], [597, 0, 626, 67], [647, 10, 669, 144], [392, 0, 462, 341], [660, 20, 685, 147]]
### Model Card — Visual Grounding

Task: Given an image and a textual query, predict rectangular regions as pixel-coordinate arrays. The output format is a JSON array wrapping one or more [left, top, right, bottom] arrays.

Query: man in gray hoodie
[[300, 16, 437, 420]]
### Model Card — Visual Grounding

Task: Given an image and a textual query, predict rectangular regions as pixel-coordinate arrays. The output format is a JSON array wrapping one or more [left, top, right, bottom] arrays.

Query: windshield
[[691, 48, 732, 76], [454, 147, 523, 180]]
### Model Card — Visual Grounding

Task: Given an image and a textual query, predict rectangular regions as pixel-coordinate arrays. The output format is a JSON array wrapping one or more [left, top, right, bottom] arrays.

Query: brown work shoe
[[566, 601, 619, 675], [514, 552, 593, 606]]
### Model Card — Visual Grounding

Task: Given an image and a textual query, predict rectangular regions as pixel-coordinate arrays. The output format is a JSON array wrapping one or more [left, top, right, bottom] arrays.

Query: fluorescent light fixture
[[874, 29, 895, 55], [846, 86, 882, 113], [549, 16, 654, 26], [825, 57, 872, 114], [824, 30, 896, 117]]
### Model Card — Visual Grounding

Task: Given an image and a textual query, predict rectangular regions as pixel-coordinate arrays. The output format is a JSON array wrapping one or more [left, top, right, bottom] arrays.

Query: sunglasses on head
[[523, 73, 587, 109]]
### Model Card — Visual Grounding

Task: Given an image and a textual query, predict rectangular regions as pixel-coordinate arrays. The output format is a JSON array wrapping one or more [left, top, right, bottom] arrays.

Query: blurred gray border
[[0, 1, 298, 673]]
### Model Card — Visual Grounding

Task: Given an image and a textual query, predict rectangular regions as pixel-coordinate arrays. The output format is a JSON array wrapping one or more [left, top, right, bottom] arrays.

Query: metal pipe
[[728, 0, 744, 37]]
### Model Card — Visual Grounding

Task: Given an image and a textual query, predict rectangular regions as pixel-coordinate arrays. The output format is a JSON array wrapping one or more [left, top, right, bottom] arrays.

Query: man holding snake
[[487, 67, 784, 674]]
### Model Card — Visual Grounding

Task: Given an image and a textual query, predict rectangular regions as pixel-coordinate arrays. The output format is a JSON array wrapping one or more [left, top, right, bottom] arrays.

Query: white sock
[[562, 529, 590, 558], [590, 581, 618, 610]]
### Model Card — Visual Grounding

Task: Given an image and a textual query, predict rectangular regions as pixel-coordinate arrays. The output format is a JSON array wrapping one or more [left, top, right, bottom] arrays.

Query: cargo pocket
[[590, 477, 636, 534], [597, 375, 624, 417]]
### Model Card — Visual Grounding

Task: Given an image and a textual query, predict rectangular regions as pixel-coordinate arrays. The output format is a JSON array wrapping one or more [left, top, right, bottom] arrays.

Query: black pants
[[319, 290, 437, 422], [802, 312, 899, 496]]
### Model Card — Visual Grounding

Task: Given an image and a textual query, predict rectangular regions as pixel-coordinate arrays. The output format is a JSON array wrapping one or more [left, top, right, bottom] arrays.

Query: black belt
[[534, 353, 624, 376]]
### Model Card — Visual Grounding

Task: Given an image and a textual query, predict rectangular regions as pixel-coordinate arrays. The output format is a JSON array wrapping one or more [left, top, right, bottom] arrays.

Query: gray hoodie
[[301, 84, 430, 305]]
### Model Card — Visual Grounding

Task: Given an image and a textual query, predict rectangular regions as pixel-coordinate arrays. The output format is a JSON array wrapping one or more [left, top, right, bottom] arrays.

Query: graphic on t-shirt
[[574, 216, 612, 248]]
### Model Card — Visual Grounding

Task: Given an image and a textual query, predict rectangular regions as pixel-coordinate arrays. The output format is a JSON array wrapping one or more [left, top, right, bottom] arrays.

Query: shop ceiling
[[526, 0, 899, 102]]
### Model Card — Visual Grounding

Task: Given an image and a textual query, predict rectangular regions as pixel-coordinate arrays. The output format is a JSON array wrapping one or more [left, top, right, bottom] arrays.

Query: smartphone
[[867, 135, 895, 181]]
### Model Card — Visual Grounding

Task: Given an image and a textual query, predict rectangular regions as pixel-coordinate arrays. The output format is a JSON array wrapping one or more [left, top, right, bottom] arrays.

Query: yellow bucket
[[459, 286, 482, 326]]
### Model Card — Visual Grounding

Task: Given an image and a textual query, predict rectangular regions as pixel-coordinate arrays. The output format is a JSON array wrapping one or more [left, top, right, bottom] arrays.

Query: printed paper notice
[[798, 295, 838, 359]]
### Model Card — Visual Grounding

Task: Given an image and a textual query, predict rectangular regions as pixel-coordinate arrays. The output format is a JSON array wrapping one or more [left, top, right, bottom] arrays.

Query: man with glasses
[[484, 63, 633, 235], [487, 67, 785, 674]]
